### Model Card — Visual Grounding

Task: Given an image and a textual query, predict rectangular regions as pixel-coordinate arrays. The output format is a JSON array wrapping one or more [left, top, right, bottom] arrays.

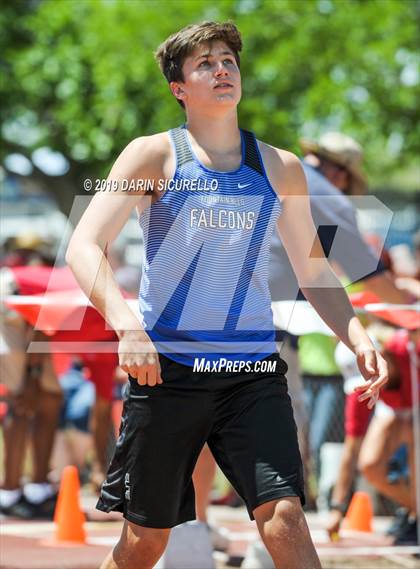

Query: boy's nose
[[214, 62, 229, 77]]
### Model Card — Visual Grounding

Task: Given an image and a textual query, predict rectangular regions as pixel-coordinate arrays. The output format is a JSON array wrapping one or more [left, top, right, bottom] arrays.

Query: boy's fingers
[[367, 392, 379, 409], [357, 349, 376, 374], [128, 365, 138, 379], [354, 380, 373, 392], [137, 368, 147, 385], [146, 365, 158, 386]]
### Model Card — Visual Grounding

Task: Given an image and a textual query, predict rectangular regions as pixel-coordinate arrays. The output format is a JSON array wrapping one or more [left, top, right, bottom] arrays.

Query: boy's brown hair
[[155, 21, 242, 106]]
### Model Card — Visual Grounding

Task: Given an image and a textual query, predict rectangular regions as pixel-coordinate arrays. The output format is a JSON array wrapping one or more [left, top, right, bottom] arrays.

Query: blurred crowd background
[[0, 0, 419, 556], [1, 0, 418, 247]]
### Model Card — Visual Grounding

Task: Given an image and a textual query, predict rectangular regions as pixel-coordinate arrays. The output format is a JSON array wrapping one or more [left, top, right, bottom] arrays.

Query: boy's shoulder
[[256, 139, 307, 197], [257, 139, 300, 166], [119, 131, 174, 181], [128, 131, 173, 159]]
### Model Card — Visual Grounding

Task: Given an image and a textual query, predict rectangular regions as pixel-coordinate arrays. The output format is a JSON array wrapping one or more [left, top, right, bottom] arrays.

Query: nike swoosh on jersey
[[238, 183, 252, 189]]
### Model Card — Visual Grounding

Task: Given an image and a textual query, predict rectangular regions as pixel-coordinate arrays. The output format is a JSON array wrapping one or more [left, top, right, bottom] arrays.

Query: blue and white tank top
[[138, 125, 282, 366]]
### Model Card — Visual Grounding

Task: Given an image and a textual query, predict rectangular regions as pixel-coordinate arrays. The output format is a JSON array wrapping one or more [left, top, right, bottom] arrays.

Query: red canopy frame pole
[[407, 339, 420, 550]]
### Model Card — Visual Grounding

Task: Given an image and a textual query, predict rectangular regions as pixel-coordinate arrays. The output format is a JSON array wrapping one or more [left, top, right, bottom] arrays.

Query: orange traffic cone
[[54, 465, 86, 544], [342, 491, 373, 532]]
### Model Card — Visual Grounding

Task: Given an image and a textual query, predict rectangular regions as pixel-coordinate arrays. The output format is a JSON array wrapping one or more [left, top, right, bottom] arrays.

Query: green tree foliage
[[1, 0, 418, 210]]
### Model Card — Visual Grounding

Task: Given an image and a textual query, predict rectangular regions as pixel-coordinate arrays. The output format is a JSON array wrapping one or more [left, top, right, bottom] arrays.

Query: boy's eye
[[197, 58, 235, 68]]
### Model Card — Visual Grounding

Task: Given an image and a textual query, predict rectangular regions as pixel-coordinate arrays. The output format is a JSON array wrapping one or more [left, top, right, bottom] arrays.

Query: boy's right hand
[[118, 330, 163, 386]]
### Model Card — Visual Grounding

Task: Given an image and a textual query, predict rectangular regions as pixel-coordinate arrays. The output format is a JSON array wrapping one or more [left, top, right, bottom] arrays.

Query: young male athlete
[[67, 21, 388, 569]]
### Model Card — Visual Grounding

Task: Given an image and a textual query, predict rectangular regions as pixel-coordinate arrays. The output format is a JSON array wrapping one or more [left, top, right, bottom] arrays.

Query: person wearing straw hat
[[269, 132, 407, 429], [299, 131, 367, 196], [267, 132, 410, 549], [1, 232, 56, 268], [270, 131, 408, 309]]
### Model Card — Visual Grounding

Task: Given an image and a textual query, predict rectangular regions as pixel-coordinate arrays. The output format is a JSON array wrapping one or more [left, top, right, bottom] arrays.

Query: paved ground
[[1, 497, 419, 569]]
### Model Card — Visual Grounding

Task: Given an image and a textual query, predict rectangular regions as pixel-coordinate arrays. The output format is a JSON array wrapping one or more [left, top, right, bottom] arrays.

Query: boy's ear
[[170, 81, 186, 102]]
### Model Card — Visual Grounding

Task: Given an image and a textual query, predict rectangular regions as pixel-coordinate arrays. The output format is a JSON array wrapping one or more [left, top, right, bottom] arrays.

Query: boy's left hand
[[354, 347, 389, 409]]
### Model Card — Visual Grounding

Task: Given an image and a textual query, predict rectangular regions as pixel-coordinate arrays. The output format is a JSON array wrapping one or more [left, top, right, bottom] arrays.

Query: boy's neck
[[185, 109, 240, 155]]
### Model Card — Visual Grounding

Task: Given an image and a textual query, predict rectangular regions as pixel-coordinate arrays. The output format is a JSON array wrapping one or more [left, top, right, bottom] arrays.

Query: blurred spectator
[[79, 352, 119, 490], [0, 235, 62, 518], [49, 353, 119, 491], [0, 237, 122, 512], [1, 233, 56, 268], [21, 264, 120, 491], [270, 132, 410, 306], [269, 132, 410, 511], [359, 328, 419, 545], [326, 237, 418, 537], [389, 243, 418, 278], [328, 327, 419, 544], [51, 360, 95, 482], [299, 333, 344, 486], [326, 328, 386, 537], [392, 231, 420, 299]]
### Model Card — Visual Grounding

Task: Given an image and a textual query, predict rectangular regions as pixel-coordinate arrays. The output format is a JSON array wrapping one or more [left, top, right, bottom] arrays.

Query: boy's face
[[171, 40, 241, 112]]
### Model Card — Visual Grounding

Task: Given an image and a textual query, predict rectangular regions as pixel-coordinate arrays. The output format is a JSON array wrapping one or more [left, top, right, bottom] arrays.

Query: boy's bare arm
[[66, 133, 172, 384], [265, 146, 388, 408]]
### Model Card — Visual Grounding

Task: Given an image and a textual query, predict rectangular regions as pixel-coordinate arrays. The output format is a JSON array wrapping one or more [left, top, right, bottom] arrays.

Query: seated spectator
[[51, 359, 95, 483], [328, 327, 419, 544], [358, 328, 419, 545], [299, 332, 345, 487], [0, 315, 62, 518], [0, 239, 62, 519]]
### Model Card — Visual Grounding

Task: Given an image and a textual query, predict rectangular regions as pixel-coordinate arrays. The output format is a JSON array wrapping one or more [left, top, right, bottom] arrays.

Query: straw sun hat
[[299, 132, 368, 195]]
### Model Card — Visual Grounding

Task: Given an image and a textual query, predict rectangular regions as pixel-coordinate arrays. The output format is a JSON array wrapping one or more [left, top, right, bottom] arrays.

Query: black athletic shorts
[[96, 352, 305, 528]]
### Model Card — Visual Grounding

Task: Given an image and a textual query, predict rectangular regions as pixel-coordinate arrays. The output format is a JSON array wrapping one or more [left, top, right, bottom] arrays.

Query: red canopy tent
[[4, 266, 121, 375], [349, 291, 419, 331], [5, 266, 120, 342]]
